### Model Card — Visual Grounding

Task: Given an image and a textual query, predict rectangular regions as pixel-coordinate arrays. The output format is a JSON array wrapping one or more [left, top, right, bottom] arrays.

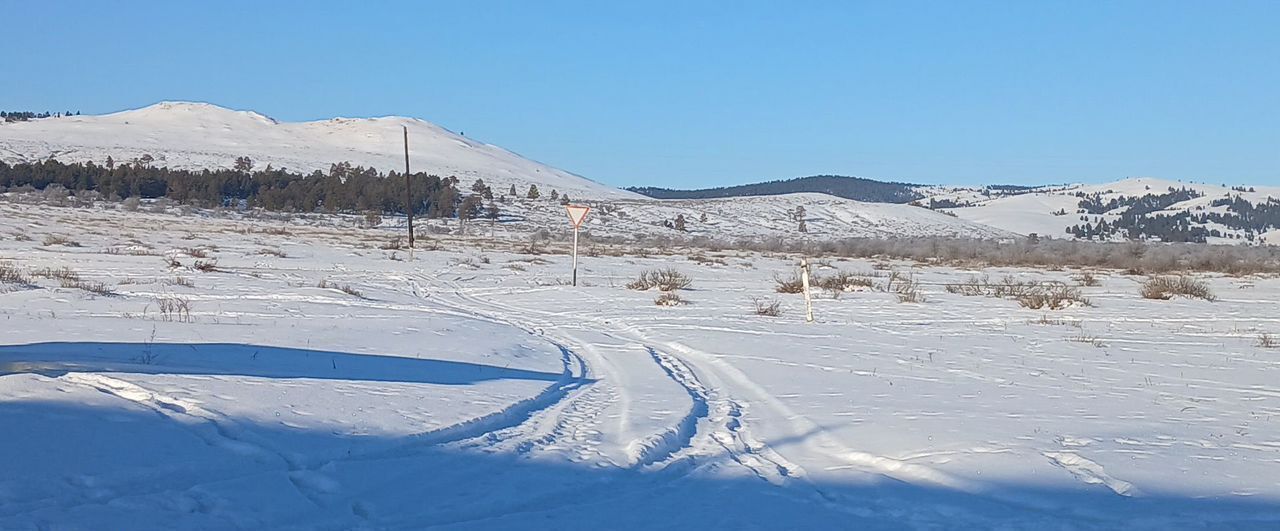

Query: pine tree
[[509, 184, 517, 196], [674, 214, 686, 231], [526, 184, 540, 199], [550, 190, 559, 201]]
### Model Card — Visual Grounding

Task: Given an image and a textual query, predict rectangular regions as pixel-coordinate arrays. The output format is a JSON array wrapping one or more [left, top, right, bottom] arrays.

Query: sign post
[[564, 205, 591, 286]]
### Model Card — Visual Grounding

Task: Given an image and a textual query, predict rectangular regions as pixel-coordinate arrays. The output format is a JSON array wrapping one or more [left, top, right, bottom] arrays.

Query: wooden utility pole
[[403, 126, 414, 257]]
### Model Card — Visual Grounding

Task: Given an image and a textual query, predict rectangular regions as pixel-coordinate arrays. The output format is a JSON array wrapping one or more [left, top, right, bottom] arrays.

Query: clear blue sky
[[3, 1, 1278, 187]]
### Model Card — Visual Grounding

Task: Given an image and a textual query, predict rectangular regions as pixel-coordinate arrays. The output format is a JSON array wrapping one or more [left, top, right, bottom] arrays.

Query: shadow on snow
[[1, 345, 1279, 529], [0, 342, 567, 385]]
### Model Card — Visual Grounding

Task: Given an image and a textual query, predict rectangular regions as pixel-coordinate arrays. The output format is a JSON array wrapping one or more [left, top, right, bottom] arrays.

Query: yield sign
[[565, 205, 591, 228]]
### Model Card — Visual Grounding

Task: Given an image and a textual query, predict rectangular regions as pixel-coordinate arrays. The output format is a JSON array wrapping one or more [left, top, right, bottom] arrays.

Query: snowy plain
[[3, 200, 1280, 529]]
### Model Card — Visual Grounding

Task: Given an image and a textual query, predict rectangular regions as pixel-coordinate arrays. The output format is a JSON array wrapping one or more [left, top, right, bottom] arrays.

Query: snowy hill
[[920, 177, 1280, 244], [0, 101, 639, 200], [0, 102, 1011, 241], [537, 192, 1013, 241]]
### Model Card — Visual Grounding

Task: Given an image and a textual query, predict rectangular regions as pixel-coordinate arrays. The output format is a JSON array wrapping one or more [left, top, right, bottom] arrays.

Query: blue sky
[[3, 1, 1277, 187]]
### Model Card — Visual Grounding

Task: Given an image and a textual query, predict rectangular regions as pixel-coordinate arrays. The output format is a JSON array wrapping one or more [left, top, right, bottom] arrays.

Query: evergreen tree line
[[1067, 189, 1279, 243], [0, 159, 480, 218], [1202, 196, 1280, 234], [1076, 187, 1203, 215], [1, 111, 79, 122], [629, 175, 923, 203]]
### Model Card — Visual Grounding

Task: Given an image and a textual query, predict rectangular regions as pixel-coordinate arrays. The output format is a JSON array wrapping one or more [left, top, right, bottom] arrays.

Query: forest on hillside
[[629, 175, 922, 203], [0, 158, 504, 220]]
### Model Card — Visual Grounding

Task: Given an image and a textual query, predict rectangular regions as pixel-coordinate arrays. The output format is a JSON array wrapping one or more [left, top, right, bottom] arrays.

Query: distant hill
[[0, 101, 640, 200], [628, 175, 923, 203]]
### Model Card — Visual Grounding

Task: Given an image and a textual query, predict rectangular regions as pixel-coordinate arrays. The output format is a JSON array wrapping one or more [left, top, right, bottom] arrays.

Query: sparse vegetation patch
[[627, 269, 693, 291], [1140, 276, 1215, 301]]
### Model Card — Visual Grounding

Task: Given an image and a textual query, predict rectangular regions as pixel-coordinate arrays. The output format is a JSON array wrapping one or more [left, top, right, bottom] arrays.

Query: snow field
[[2, 201, 1280, 528]]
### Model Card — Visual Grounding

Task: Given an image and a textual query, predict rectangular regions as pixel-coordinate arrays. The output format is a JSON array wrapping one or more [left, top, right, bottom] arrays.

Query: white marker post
[[565, 204, 591, 286], [800, 258, 815, 323]]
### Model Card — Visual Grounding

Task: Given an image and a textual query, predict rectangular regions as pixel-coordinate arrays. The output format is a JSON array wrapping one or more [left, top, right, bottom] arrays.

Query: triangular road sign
[[565, 204, 591, 228]]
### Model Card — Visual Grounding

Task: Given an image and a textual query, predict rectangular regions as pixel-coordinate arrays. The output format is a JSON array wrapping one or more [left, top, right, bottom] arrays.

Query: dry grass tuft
[[774, 274, 805, 294], [1140, 275, 1215, 301], [816, 271, 873, 292], [654, 292, 686, 306], [752, 297, 783, 317], [42, 234, 81, 247], [318, 279, 365, 299], [628, 269, 693, 291], [0, 261, 32, 285], [157, 295, 192, 322], [193, 259, 219, 272]]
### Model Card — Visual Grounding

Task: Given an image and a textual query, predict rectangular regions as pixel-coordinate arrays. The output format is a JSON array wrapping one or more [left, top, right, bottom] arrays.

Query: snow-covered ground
[[523, 192, 1013, 241], [3, 201, 1280, 529]]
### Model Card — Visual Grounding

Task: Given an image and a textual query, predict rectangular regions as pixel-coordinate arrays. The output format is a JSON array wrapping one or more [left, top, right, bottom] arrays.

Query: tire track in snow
[[1043, 451, 1139, 497], [639, 347, 799, 485], [52, 372, 335, 508], [423, 275, 807, 482], [396, 273, 626, 464]]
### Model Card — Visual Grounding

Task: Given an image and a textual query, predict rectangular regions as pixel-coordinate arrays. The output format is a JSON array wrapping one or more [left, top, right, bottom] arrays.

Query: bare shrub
[[318, 279, 365, 298], [688, 254, 728, 266], [42, 234, 81, 247], [261, 226, 293, 236], [32, 266, 80, 283], [774, 274, 805, 294], [1140, 276, 1215, 301], [891, 274, 925, 303], [1029, 315, 1082, 327], [168, 276, 194, 288], [752, 297, 783, 317], [1258, 333, 1277, 349], [654, 292, 686, 306], [193, 259, 219, 272], [817, 271, 873, 292], [380, 237, 404, 250], [256, 248, 287, 258], [947, 275, 1089, 310], [591, 235, 1280, 276], [183, 247, 209, 258], [944, 275, 987, 296], [1069, 334, 1106, 348], [156, 296, 192, 322], [65, 279, 115, 296], [1017, 285, 1090, 310], [1074, 271, 1101, 287], [0, 261, 31, 285], [627, 269, 692, 291]]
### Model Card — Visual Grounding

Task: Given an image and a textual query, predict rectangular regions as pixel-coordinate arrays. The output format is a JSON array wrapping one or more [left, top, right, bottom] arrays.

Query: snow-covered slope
[[0, 101, 639, 200], [922, 177, 1280, 244], [0, 102, 1013, 241], [553, 192, 1013, 240]]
